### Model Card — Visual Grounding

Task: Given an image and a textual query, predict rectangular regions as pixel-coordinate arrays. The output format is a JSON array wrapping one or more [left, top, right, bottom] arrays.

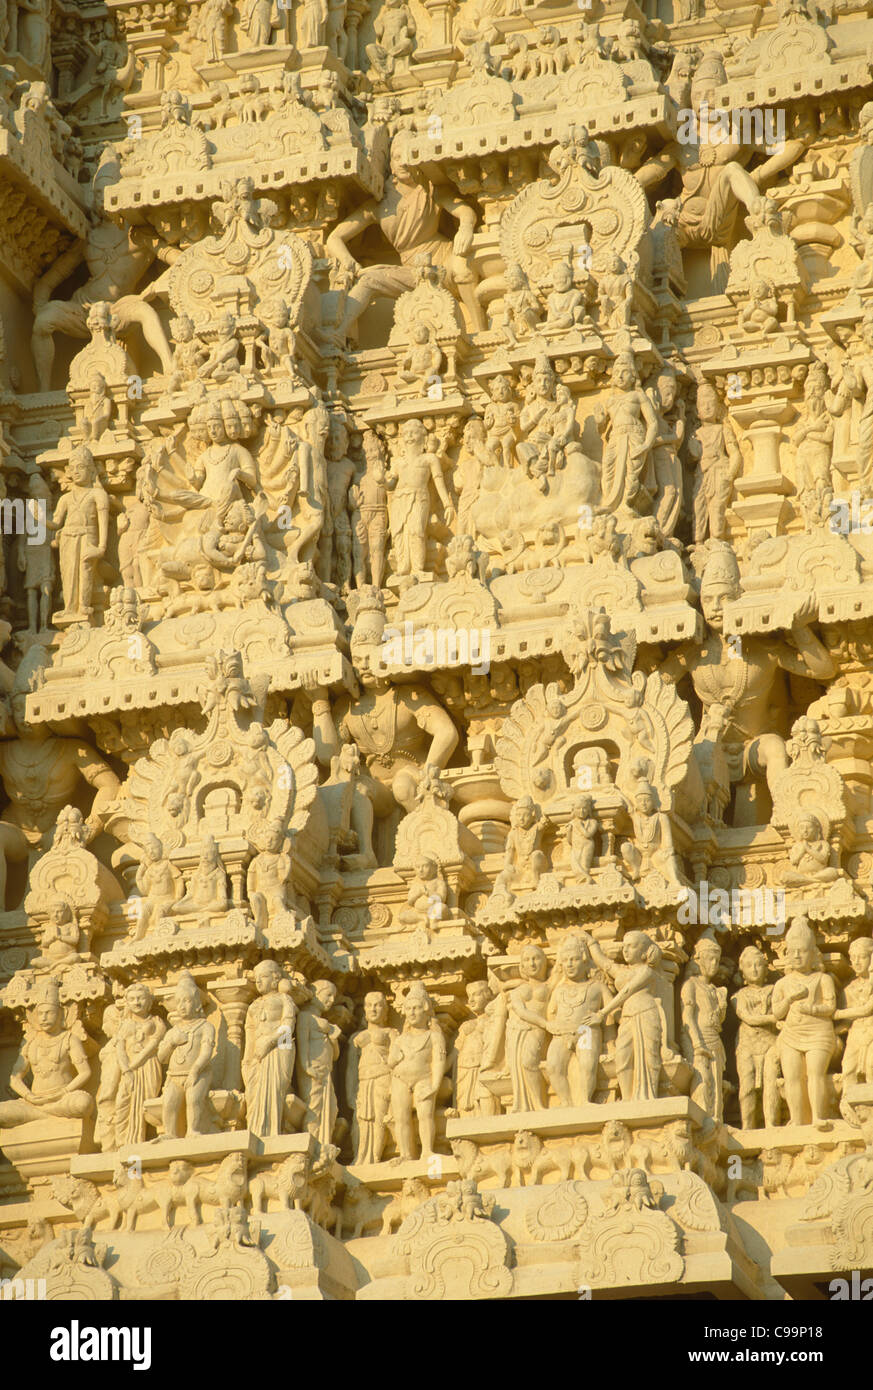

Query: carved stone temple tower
[[2, 0, 873, 1306]]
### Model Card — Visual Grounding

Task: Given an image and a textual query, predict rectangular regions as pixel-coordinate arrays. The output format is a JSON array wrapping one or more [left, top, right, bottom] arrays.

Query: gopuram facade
[[0, 0, 872, 1304]]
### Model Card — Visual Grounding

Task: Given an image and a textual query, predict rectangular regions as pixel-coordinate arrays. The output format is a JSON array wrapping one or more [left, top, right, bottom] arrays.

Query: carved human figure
[[194, 0, 233, 60], [241, 0, 275, 46], [517, 357, 567, 486], [850, 203, 873, 289], [296, 979, 341, 1146], [346, 991, 398, 1163], [483, 943, 550, 1113], [817, 308, 873, 486], [31, 216, 173, 391], [456, 418, 490, 536], [197, 313, 242, 383], [545, 935, 613, 1107], [49, 446, 110, 623], [325, 138, 481, 337], [387, 981, 446, 1159], [18, 472, 54, 631], [782, 813, 840, 888], [493, 795, 548, 902], [325, 0, 347, 59], [501, 261, 542, 344], [398, 323, 443, 393], [597, 353, 658, 516], [598, 254, 635, 330], [0, 690, 120, 912], [733, 945, 780, 1129], [0, 982, 94, 1127], [582, 930, 670, 1102], [322, 741, 377, 869], [634, 104, 806, 259], [546, 384, 580, 477], [94, 1001, 121, 1150], [772, 916, 836, 1127], [156, 973, 216, 1139], [168, 315, 208, 390], [167, 403, 261, 529], [543, 260, 587, 334], [320, 415, 356, 588], [680, 933, 727, 1121], [385, 418, 455, 578], [620, 781, 684, 889], [255, 299, 299, 380], [364, 0, 415, 80], [242, 960, 298, 1136], [80, 371, 113, 442], [453, 980, 501, 1118], [565, 794, 599, 883], [299, 0, 327, 47], [308, 664, 458, 817], [836, 937, 873, 1094], [247, 821, 294, 929], [132, 835, 182, 940], [351, 431, 389, 590], [740, 277, 780, 335], [794, 362, 834, 526], [660, 545, 835, 817], [118, 449, 165, 593], [113, 984, 166, 1147], [483, 374, 518, 470], [175, 836, 229, 915], [398, 855, 448, 928], [689, 383, 742, 543], [29, 898, 83, 972], [647, 366, 685, 537], [15, 0, 51, 70]]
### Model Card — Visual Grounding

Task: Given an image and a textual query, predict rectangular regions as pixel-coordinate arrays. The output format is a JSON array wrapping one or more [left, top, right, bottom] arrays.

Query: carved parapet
[[719, 531, 873, 634], [725, 25, 870, 109], [476, 868, 636, 934], [359, 1179, 514, 1299], [103, 908, 333, 978], [0, 112, 89, 293], [26, 601, 353, 726], [396, 94, 674, 171], [356, 1130, 757, 1298], [104, 138, 380, 220], [771, 1125, 873, 1297], [355, 919, 486, 974], [0, 1117, 95, 1183]]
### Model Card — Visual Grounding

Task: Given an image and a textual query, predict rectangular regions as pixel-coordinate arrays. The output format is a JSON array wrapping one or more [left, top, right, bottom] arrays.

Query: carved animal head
[[512, 1130, 543, 1166], [51, 1175, 96, 1216], [449, 1139, 482, 1179], [602, 1120, 630, 1147], [400, 1178, 430, 1205], [216, 1152, 248, 1196], [277, 1153, 310, 1192], [168, 1160, 194, 1187]]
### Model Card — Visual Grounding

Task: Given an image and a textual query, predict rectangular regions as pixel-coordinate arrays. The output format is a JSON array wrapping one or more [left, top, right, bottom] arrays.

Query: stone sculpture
[[4, 0, 873, 1311]]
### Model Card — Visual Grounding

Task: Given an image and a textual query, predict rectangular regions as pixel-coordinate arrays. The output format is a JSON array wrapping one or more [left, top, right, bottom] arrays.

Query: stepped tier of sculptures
[[4, 0, 873, 1303]]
